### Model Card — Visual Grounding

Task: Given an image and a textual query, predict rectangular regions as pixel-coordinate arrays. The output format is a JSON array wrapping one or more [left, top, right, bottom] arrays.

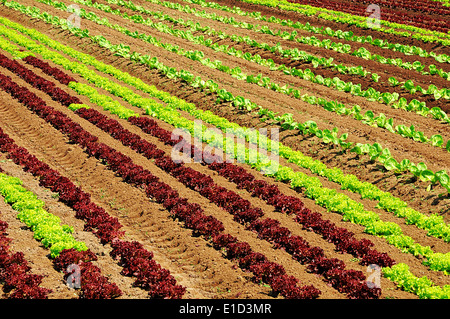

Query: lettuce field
[[0, 0, 449, 300]]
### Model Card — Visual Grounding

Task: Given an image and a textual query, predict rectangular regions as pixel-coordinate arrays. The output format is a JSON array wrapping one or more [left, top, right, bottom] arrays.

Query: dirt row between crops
[[211, 0, 450, 55], [0, 82, 281, 299], [155, 0, 450, 87], [0, 2, 450, 298], [2, 2, 448, 216], [91, 0, 450, 115], [12, 0, 450, 162], [0, 46, 448, 298], [0, 62, 416, 300]]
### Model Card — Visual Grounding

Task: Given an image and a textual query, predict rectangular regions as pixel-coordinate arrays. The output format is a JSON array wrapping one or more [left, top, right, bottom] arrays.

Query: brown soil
[[278, 0, 450, 33], [0, 0, 449, 300], [4, 0, 448, 224], [0, 63, 412, 299], [213, 0, 450, 54], [108, 0, 450, 107], [0, 81, 274, 299]]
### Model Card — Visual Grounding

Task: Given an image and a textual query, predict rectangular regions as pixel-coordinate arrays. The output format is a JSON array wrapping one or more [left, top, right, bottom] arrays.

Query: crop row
[[237, 0, 450, 44], [38, 60, 446, 280], [55, 0, 450, 114], [347, 0, 450, 15], [0, 62, 323, 299], [7, 1, 449, 196], [0, 33, 31, 59], [177, 0, 450, 64], [18, 49, 450, 298], [71, 101, 450, 298], [0, 70, 186, 298], [383, 263, 450, 299], [43, 0, 450, 160], [70, 0, 450, 160], [429, 0, 450, 7], [114, 0, 450, 84], [3, 0, 450, 300], [0, 214, 51, 298], [3, 0, 449, 142], [0, 173, 87, 257], [1, 16, 448, 269], [21, 9, 446, 218], [68, 59, 450, 270], [258, 104, 450, 152], [66, 83, 446, 280]]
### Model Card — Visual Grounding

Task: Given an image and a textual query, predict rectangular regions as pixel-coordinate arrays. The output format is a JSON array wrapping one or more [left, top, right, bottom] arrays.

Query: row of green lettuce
[[67, 0, 450, 109], [1, 20, 450, 279], [1, 21, 450, 297], [1, 5, 449, 245], [176, 0, 450, 63], [52, 0, 450, 154], [122, 0, 450, 83], [31, 0, 450, 193], [27, 0, 450, 165], [78, 0, 450, 101], [0, 173, 87, 258], [233, 0, 450, 45]]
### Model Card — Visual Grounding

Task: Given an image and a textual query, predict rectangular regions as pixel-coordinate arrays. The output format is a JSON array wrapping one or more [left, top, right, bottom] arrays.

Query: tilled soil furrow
[[122, 0, 450, 88], [1, 10, 446, 220], [208, 0, 450, 54], [5, 50, 447, 268], [0, 70, 345, 299], [2, 3, 449, 177], [0, 1, 449, 299], [0, 90, 270, 299]]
